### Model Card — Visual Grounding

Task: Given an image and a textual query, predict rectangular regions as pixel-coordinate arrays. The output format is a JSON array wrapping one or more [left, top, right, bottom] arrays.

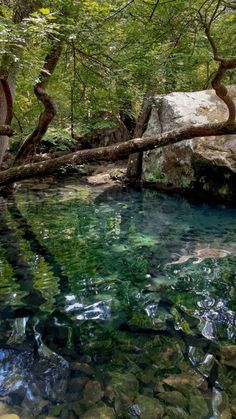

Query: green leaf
[[39, 8, 50, 15]]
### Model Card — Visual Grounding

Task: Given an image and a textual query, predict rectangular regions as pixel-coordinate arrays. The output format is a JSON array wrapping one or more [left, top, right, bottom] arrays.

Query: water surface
[[0, 182, 236, 418]]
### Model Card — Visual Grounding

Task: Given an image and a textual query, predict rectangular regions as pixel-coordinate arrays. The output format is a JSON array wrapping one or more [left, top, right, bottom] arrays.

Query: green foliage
[[41, 128, 77, 152], [1, 0, 236, 148]]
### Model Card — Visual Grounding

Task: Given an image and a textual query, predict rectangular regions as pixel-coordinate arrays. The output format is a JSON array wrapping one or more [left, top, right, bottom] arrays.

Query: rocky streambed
[[0, 182, 235, 418]]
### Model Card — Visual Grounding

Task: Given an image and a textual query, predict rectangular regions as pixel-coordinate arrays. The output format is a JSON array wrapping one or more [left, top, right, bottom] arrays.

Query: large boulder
[[142, 86, 236, 201]]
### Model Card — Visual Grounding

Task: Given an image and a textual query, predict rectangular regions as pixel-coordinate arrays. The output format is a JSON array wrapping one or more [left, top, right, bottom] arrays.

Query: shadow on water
[[0, 185, 236, 418], [0, 196, 72, 416]]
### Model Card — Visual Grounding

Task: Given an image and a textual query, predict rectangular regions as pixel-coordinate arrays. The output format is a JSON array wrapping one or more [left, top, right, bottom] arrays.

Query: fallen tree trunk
[[0, 121, 236, 187]]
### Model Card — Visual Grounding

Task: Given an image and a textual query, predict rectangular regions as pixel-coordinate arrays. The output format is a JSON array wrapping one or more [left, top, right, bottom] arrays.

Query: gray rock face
[[142, 86, 236, 200]]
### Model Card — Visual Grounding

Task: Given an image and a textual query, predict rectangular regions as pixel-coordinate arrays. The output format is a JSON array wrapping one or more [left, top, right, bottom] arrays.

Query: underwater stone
[[70, 401, 83, 417], [70, 362, 94, 376], [67, 377, 89, 393], [82, 380, 104, 406], [189, 393, 208, 418], [162, 372, 207, 393], [158, 391, 188, 409], [134, 394, 164, 419], [220, 409, 232, 419], [47, 403, 65, 417], [107, 372, 139, 400], [165, 406, 189, 419], [138, 366, 158, 384], [221, 346, 236, 369], [80, 406, 115, 419]]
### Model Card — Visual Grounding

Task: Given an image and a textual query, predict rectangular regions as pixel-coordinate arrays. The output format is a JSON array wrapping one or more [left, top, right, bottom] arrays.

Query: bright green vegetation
[[1, 0, 235, 148], [0, 183, 236, 418]]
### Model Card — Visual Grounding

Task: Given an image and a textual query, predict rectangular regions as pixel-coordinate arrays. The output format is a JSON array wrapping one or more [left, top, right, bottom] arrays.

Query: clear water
[[0, 181, 236, 418]]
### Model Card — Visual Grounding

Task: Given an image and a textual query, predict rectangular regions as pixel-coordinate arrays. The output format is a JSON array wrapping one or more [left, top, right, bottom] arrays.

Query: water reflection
[[0, 184, 235, 418]]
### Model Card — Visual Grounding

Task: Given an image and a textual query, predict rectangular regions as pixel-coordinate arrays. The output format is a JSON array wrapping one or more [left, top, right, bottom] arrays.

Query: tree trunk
[[0, 121, 235, 188], [0, 78, 14, 166], [0, 0, 43, 167], [126, 94, 152, 180], [15, 41, 63, 163]]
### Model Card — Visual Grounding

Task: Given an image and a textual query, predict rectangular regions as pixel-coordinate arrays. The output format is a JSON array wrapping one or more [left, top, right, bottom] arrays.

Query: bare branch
[[198, 1, 236, 123], [149, 0, 160, 21]]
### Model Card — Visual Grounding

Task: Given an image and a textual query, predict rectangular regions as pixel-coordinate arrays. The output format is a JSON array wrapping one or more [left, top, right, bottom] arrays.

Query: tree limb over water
[[0, 121, 236, 187]]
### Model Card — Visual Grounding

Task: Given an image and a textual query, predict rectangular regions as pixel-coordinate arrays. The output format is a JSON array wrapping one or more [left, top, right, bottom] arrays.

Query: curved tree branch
[[211, 61, 236, 123], [198, 2, 236, 124], [15, 41, 63, 163]]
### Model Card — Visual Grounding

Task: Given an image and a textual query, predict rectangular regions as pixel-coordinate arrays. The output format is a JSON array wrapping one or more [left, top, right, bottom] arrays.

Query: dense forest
[[0, 0, 235, 188]]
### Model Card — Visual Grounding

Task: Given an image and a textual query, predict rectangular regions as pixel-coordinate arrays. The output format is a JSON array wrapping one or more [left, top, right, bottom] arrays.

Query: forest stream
[[0, 180, 236, 419]]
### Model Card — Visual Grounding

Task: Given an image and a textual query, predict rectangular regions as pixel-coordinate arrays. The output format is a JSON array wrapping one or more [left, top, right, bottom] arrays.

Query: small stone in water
[[189, 393, 209, 418], [68, 377, 89, 393], [134, 394, 164, 419], [165, 406, 189, 419], [70, 362, 94, 376], [82, 380, 104, 406], [80, 406, 115, 418], [158, 391, 188, 409]]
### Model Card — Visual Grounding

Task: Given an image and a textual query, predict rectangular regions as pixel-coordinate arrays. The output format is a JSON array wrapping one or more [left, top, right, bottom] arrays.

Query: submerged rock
[[81, 380, 104, 407], [106, 372, 139, 400], [189, 393, 209, 418], [157, 391, 188, 410], [162, 372, 207, 394], [141, 86, 236, 201], [164, 406, 189, 419], [81, 406, 115, 419], [220, 345, 236, 368], [70, 362, 94, 376], [134, 394, 164, 419]]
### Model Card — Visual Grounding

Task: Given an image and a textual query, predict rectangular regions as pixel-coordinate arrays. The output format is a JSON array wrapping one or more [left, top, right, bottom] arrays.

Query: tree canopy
[[0, 0, 236, 187]]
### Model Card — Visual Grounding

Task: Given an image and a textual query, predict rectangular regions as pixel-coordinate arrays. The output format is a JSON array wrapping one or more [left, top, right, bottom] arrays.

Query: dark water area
[[0, 181, 236, 418]]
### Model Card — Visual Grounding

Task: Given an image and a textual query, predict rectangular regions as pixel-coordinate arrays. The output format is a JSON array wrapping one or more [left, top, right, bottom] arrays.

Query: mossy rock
[[162, 372, 207, 394], [47, 404, 65, 417], [81, 380, 104, 407], [107, 372, 139, 401], [165, 406, 189, 419], [158, 391, 188, 409], [188, 393, 209, 419], [81, 406, 116, 419], [134, 394, 164, 419], [221, 345, 236, 369]]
